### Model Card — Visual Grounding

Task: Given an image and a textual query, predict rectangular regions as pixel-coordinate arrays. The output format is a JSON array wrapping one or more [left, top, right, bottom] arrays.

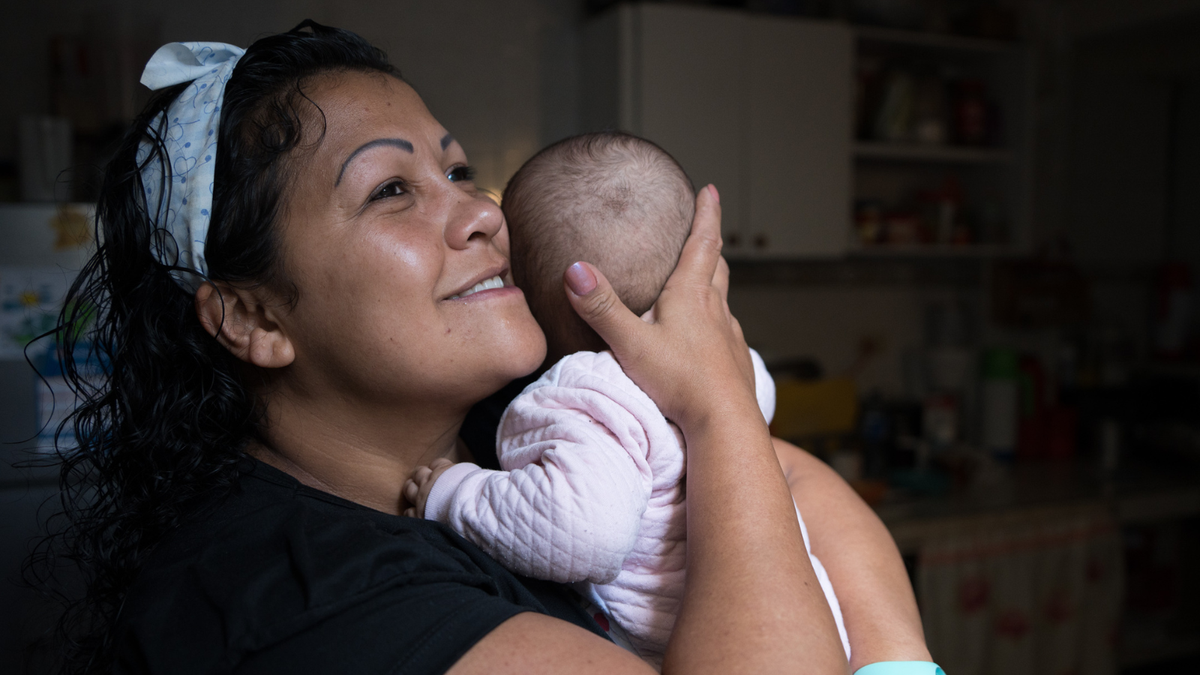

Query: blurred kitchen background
[[2, 1, 1199, 673]]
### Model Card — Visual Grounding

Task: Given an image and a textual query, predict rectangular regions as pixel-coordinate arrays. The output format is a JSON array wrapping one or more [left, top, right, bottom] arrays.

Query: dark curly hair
[[27, 21, 399, 674]]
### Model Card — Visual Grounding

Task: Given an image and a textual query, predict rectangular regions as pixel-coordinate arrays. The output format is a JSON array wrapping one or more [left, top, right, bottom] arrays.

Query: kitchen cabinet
[[583, 5, 1033, 260], [583, 4, 853, 258]]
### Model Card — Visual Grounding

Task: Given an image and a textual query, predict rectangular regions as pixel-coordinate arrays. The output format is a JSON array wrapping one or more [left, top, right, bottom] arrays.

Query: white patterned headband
[[136, 42, 245, 291]]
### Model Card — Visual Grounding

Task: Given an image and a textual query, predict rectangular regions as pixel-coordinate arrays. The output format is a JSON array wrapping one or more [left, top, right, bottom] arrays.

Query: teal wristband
[[853, 662, 945, 675]]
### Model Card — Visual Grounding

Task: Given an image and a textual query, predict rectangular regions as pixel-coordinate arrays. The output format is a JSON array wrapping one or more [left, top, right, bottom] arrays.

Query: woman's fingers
[[565, 261, 647, 357], [713, 255, 730, 298], [666, 185, 723, 290], [712, 255, 732, 321]]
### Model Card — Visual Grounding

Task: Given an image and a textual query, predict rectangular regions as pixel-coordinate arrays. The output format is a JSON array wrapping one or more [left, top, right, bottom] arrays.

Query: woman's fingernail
[[565, 262, 597, 296], [709, 184, 720, 204]]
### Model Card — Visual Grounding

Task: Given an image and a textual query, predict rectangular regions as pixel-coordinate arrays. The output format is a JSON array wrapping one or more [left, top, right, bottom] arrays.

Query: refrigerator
[[1, 203, 94, 673]]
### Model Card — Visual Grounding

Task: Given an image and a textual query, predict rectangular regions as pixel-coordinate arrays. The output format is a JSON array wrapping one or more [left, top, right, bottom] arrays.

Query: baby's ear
[[195, 282, 295, 369]]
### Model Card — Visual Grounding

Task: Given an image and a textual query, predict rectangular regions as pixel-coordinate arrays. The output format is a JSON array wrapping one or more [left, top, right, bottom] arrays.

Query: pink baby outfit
[[425, 350, 849, 667]]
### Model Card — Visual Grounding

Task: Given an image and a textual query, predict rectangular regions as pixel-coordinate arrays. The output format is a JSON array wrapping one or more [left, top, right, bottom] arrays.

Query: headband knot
[[137, 41, 245, 291]]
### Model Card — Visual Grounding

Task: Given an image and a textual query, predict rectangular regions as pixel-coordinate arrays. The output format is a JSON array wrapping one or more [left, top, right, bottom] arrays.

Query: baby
[[406, 131, 848, 667]]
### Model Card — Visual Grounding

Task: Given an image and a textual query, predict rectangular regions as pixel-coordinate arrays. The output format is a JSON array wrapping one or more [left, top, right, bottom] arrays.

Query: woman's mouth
[[447, 275, 505, 299]]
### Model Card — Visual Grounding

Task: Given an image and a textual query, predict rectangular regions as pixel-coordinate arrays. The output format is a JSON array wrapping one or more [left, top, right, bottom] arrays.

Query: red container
[[954, 79, 989, 146]]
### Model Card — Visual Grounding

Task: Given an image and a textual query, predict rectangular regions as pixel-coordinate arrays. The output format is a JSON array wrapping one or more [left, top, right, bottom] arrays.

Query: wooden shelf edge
[[847, 244, 1022, 259], [855, 25, 1020, 53], [854, 142, 1014, 164]]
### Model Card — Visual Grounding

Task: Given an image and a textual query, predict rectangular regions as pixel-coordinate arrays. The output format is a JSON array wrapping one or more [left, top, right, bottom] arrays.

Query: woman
[[44, 22, 925, 674]]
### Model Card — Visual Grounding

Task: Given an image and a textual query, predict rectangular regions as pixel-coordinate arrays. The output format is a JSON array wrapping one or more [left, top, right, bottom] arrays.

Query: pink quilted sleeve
[[424, 352, 668, 584]]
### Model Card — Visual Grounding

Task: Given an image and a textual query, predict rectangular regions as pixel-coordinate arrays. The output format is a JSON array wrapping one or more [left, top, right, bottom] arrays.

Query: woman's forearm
[[566, 186, 845, 673], [662, 405, 847, 675], [775, 439, 931, 672]]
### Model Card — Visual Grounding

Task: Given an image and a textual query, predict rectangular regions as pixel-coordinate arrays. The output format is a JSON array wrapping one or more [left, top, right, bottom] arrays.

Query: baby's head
[[503, 131, 695, 364]]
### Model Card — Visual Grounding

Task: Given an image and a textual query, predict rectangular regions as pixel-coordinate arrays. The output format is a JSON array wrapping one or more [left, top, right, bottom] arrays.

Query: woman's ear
[[195, 282, 296, 369]]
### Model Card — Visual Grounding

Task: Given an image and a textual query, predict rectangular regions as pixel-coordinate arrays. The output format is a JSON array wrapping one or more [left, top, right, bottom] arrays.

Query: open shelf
[[854, 142, 1014, 164], [855, 25, 1019, 53], [847, 243, 1022, 259]]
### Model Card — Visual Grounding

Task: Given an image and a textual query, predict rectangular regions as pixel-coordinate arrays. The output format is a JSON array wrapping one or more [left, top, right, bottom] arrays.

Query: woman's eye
[[372, 180, 407, 201], [448, 165, 476, 183]]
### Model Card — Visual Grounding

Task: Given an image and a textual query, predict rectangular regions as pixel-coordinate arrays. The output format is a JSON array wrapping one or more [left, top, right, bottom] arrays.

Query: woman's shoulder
[[113, 459, 599, 674]]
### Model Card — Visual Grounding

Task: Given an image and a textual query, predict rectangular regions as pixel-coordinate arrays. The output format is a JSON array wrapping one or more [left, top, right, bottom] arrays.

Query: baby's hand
[[403, 458, 456, 518]]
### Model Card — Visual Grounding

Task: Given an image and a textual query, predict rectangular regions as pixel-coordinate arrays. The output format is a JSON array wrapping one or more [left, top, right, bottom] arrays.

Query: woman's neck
[[254, 391, 474, 515]]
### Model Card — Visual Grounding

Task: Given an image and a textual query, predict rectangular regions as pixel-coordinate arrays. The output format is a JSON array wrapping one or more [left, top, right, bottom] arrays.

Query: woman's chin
[[472, 312, 547, 388], [502, 320, 549, 379]]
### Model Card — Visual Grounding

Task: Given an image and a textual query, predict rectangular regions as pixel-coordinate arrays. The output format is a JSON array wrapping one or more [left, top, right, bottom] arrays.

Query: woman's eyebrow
[[440, 133, 454, 150], [335, 138, 414, 186]]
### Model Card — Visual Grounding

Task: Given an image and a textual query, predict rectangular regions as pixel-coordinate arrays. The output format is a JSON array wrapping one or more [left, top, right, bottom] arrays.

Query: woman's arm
[[564, 185, 846, 674], [451, 613, 656, 674], [775, 438, 932, 672]]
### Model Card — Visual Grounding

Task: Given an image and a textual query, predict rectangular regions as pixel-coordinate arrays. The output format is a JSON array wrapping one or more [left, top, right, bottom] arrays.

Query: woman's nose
[[445, 192, 504, 250]]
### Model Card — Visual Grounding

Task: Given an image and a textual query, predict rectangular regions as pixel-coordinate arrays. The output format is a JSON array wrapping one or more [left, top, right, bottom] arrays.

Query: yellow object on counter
[[770, 378, 859, 439]]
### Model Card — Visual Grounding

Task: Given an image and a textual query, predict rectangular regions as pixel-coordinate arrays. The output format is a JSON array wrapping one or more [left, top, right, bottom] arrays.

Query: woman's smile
[[448, 274, 505, 298]]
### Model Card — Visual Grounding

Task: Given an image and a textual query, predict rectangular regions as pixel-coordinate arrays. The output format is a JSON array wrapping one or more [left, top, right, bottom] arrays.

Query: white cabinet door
[[583, 6, 853, 257], [635, 5, 747, 247], [745, 18, 852, 258]]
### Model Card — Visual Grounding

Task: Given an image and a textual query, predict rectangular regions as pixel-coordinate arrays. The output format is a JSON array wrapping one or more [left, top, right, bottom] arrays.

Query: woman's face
[[270, 71, 546, 410]]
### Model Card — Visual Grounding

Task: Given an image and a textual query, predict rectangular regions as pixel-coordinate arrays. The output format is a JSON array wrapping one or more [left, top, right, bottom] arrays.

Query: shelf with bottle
[[852, 14, 1026, 158], [851, 173, 1015, 257], [855, 57, 1009, 159]]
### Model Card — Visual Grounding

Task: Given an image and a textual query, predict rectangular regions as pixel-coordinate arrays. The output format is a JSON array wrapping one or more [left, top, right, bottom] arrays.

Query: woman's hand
[[563, 185, 756, 431]]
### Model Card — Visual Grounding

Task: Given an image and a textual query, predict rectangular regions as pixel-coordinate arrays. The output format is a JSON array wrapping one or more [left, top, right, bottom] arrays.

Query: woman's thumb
[[564, 262, 643, 351]]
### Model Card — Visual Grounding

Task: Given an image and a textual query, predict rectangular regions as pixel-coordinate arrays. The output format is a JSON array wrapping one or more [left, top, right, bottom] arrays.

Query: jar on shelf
[[855, 200, 885, 245]]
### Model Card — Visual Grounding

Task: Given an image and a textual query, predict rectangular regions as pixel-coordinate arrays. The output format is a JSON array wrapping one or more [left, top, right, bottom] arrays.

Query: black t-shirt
[[112, 457, 605, 674]]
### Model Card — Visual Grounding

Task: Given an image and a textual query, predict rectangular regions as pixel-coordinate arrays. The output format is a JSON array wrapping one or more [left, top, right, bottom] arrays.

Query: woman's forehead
[[310, 72, 446, 154]]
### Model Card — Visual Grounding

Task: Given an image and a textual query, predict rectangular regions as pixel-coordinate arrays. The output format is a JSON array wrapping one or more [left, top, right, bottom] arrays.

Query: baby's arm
[[775, 438, 932, 672], [406, 354, 662, 585]]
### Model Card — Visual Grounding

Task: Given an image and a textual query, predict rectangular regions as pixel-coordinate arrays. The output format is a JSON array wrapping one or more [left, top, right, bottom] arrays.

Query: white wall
[[1065, 69, 1171, 265], [730, 284, 932, 396], [2, 0, 582, 195], [326, 0, 582, 195]]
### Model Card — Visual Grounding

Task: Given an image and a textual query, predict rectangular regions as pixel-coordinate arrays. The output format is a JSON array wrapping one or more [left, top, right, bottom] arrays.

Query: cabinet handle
[[754, 233, 769, 249], [726, 233, 741, 247]]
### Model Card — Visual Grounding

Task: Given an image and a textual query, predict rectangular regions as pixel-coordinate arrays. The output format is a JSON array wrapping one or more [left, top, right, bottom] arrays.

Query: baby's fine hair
[[502, 131, 695, 355]]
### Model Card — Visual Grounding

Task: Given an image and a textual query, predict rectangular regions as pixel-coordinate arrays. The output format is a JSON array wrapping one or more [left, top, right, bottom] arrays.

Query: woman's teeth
[[449, 275, 505, 299]]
